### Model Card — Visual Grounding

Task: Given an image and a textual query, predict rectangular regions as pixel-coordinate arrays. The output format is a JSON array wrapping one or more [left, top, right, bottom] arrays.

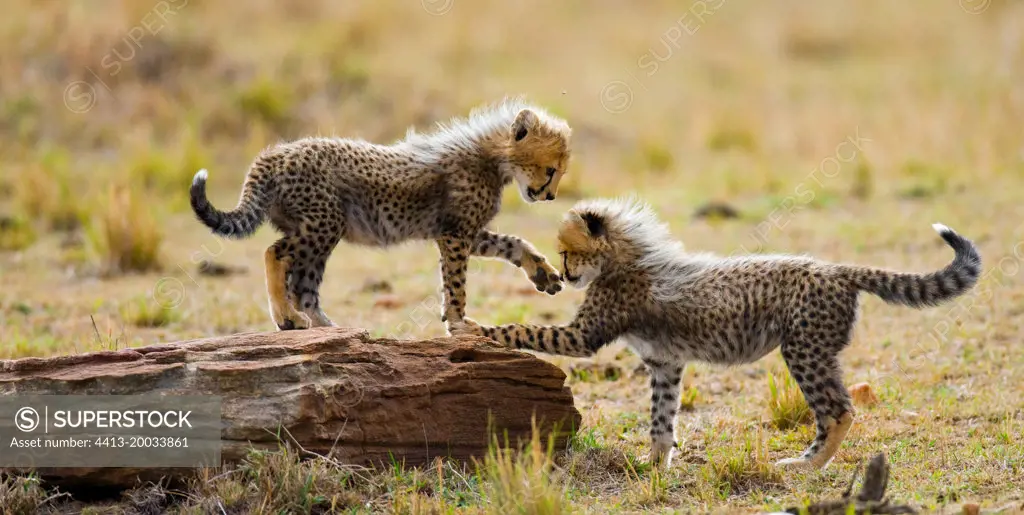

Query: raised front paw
[[526, 256, 563, 295], [447, 317, 484, 337]]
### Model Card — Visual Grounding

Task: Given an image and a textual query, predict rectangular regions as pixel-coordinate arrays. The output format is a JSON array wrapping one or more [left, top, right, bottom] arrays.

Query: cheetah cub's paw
[[526, 256, 563, 295], [276, 315, 311, 331], [776, 411, 853, 470], [774, 457, 815, 470], [447, 317, 483, 337], [271, 303, 310, 331], [649, 440, 676, 469]]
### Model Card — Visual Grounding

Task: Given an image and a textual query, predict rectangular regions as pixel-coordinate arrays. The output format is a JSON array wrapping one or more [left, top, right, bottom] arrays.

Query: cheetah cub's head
[[556, 197, 677, 289], [556, 209, 611, 289], [502, 108, 572, 203]]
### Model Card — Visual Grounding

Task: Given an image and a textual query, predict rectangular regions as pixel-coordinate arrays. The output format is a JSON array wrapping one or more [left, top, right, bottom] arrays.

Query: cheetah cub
[[451, 197, 981, 469], [190, 98, 570, 330]]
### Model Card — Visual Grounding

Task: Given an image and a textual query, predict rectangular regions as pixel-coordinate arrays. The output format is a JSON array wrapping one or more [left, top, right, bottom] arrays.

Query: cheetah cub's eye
[[546, 167, 557, 177]]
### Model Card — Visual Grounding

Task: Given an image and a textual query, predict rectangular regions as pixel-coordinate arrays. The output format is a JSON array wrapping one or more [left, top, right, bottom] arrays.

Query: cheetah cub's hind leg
[[777, 345, 855, 469], [647, 361, 684, 468], [289, 257, 335, 327], [265, 241, 309, 330], [285, 223, 342, 328]]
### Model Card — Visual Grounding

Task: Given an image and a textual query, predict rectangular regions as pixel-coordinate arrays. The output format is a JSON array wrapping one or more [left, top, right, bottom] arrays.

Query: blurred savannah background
[[0, 0, 1022, 513]]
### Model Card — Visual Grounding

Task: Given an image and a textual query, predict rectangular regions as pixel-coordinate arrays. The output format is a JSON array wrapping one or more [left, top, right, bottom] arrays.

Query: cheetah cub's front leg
[[437, 237, 472, 325], [523, 254, 563, 295], [471, 230, 562, 295], [447, 316, 482, 336], [446, 317, 503, 347]]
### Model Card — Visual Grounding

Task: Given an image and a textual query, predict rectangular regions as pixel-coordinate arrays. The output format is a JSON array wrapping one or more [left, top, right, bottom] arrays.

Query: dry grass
[[0, 475, 50, 515], [477, 426, 569, 515], [697, 431, 783, 502], [0, 216, 36, 251], [2, 0, 1024, 512], [85, 185, 163, 275], [12, 149, 84, 232], [178, 426, 565, 514]]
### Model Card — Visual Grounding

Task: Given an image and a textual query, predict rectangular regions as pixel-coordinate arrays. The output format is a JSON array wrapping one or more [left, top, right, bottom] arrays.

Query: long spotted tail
[[845, 223, 981, 308], [189, 168, 269, 239]]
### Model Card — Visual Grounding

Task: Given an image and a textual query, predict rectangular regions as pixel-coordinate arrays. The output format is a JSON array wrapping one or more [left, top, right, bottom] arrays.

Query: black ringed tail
[[189, 169, 268, 239], [846, 223, 982, 308]]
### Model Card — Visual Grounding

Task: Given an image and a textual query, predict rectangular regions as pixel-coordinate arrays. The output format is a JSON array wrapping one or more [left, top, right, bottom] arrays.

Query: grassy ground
[[1, 0, 1023, 512]]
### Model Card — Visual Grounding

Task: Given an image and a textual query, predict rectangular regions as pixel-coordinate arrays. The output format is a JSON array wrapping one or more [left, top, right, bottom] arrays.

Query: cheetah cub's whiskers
[[451, 197, 982, 469], [189, 98, 571, 331]]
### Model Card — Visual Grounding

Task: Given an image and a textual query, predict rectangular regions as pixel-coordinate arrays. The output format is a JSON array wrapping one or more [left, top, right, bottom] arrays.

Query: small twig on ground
[[785, 453, 916, 515]]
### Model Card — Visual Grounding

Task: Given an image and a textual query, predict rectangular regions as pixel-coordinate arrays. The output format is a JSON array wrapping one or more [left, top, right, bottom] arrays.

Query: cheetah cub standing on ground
[[190, 98, 570, 330], [451, 197, 981, 469]]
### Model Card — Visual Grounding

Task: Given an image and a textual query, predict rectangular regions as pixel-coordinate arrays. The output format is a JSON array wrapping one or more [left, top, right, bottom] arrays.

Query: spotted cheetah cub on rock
[[451, 197, 981, 469], [190, 98, 570, 330]]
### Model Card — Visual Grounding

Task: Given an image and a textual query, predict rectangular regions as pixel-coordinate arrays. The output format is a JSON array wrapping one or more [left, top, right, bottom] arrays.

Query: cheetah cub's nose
[[545, 192, 555, 201]]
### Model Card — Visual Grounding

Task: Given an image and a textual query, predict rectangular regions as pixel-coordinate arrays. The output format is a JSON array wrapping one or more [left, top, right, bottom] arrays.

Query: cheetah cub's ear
[[558, 210, 606, 252], [511, 109, 539, 141], [580, 212, 607, 238]]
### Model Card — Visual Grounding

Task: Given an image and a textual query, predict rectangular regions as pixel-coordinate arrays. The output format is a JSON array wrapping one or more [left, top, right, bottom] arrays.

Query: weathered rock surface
[[0, 328, 580, 487]]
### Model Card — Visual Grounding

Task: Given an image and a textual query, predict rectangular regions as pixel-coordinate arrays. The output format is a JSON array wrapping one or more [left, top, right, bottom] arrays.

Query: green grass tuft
[[120, 296, 181, 328], [679, 385, 699, 411], [0, 216, 36, 251], [899, 159, 949, 199], [706, 126, 758, 153], [236, 78, 295, 131], [697, 432, 783, 501], [639, 141, 674, 174], [851, 159, 874, 199], [767, 370, 812, 430]]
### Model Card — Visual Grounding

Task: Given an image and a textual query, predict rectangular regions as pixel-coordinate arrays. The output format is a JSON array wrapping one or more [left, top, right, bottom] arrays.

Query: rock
[[692, 201, 741, 220], [196, 260, 247, 277], [848, 382, 879, 407], [360, 278, 393, 294], [708, 381, 725, 395], [515, 286, 540, 296], [961, 503, 979, 515], [372, 294, 406, 310], [0, 328, 580, 488]]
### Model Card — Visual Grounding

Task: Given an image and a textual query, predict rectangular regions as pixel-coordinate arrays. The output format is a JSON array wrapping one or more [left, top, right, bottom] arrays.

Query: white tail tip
[[932, 223, 952, 234], [193, 169, 208, 185]]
